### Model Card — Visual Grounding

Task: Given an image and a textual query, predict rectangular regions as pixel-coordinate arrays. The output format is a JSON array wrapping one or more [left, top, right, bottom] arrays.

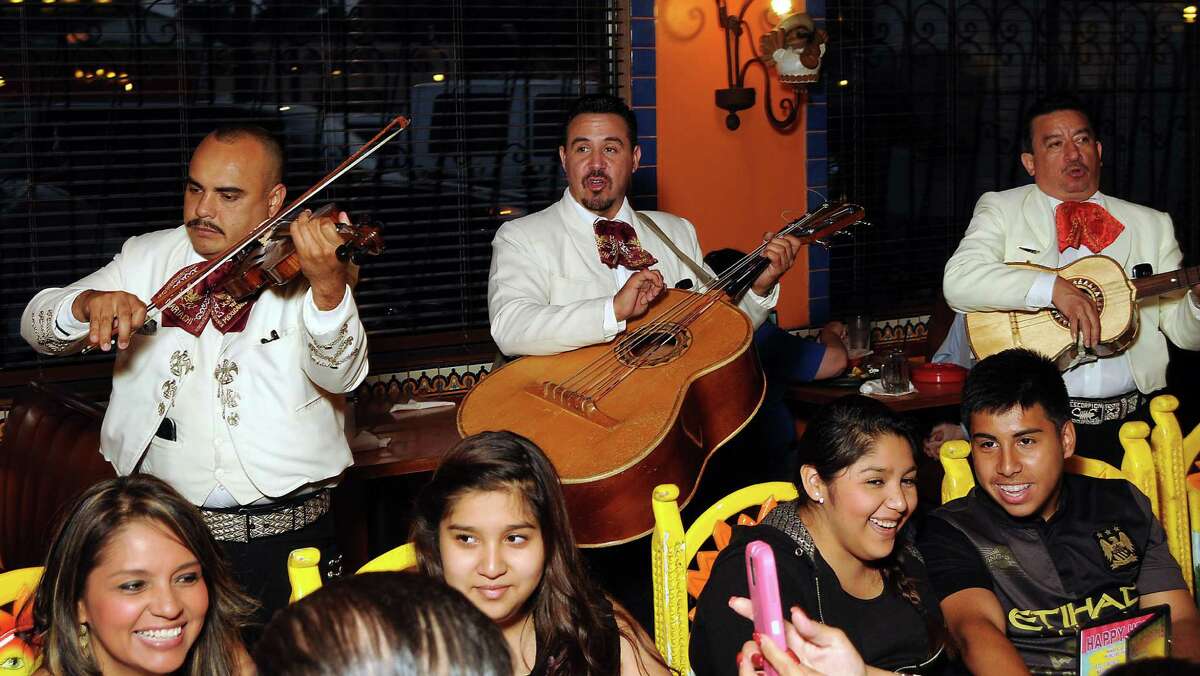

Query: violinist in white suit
[[21, 125, 367, 622], [943, 95, 1200, 466], [488, 93, 803, 358]]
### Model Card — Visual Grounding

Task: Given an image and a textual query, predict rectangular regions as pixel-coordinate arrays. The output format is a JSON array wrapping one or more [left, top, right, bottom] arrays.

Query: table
[[348, 405, 461, 479], [786, 380, 963, 413], [336, 403, 463, 568]]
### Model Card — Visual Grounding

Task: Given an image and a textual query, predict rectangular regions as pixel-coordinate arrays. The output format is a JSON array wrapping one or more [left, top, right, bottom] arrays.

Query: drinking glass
[[881, 350, 911, 394], [848, 315, 871, 352]]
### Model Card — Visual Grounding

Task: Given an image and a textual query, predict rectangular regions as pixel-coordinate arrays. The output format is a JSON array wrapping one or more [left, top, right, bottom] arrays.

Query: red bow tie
[[160, 260, 255, 337], [1055, 201, 1125, 253], [593, 219, 657, 270]]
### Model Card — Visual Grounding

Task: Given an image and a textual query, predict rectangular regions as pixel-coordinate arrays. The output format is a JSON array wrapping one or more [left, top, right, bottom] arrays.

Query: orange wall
[[654, 0, 810, 327]]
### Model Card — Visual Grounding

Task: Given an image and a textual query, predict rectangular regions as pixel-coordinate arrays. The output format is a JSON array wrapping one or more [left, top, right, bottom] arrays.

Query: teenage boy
[[918, 348, 1200, 675]]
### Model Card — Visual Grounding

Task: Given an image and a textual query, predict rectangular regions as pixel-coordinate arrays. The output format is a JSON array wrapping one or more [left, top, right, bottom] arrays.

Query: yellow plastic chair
[[650, 481, 798, 676], [0, 567, 42, 676], [1144, 396, 1193, 593], [287, 542, 417, 603]]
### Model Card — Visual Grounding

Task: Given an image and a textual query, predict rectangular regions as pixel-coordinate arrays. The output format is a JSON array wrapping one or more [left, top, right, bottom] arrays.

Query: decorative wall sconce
[[715, 0, 828, 131]]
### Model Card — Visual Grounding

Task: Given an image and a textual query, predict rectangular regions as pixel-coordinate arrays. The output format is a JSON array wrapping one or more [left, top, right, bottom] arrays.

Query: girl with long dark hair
[[689, 395, 947, 674], [411, 431, 670, 676]]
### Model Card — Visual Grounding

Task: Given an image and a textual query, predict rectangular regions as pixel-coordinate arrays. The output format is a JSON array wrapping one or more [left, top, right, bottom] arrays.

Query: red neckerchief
[[1055, 200, 1125, 253], [160, 260, 254, 336], [593, 219, 657, 270]]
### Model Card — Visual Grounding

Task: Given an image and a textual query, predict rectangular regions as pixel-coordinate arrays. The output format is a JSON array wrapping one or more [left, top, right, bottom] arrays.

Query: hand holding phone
[[746, 540, 787, 676]]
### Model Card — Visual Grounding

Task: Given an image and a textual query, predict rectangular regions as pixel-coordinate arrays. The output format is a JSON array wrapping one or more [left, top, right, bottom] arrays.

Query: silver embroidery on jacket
[[32, 309, 76, 354], [308, 321, 358, 369], [214, 359, 241, 427]]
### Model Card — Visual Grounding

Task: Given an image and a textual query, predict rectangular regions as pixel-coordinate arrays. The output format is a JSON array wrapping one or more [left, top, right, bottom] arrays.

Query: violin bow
[[82, 115, 410, 353]]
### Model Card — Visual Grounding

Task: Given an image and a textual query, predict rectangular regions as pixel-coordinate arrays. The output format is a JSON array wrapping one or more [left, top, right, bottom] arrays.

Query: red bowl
[[911, 363, 968, 385]]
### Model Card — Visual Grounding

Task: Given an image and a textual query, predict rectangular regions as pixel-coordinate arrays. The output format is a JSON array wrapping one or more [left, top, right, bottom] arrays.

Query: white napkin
[[859, 378, 916, 397], [389, 399, 456, 413], [349, 429, 390, 452]]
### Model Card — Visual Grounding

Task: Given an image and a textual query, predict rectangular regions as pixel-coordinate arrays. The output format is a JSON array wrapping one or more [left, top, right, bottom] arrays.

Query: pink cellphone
[[745, 540, 787, 676]]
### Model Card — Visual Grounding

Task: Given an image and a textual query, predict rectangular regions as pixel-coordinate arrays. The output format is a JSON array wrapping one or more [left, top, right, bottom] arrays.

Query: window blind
[[0, 0, 623, 369]]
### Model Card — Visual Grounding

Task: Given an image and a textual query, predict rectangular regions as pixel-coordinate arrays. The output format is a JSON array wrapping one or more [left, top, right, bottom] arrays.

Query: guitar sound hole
[[1049, 277, 1105, 330], [616, 324, 692, 367]]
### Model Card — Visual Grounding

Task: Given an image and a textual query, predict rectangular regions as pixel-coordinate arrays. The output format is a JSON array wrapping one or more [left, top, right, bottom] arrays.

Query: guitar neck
[[1133, 264, 1200, 299]]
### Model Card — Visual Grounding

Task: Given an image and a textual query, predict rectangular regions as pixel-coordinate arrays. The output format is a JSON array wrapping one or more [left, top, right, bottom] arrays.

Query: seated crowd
[[7, 346, 1198, 675]]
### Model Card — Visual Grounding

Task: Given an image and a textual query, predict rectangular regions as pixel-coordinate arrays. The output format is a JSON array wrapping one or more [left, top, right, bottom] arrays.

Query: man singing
[[488, 93, 804, 358]]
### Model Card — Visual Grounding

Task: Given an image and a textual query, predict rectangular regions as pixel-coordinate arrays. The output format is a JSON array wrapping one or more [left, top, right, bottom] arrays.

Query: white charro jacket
[[943, 184, 1200, 394], [488, 193, 778, 357], [21, 226, 368, 501]]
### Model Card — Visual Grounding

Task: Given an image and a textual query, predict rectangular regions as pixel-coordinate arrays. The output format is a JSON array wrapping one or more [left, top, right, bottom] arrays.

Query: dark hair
[[793, 395, 942, 651], [961, 348, 1070, 433], [1021, 94, 1095, 154], [208, 124, 285, 185], [412, 431, 625, 676], [28, 475, 255, 676], [562, 93, 639, 149], [254, 572, 511, 676]]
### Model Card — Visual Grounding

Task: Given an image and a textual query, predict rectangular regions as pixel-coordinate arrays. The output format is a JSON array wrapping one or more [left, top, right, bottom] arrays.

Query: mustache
[[1064, 161, 1088, 172], [585, 169, 610, 181], [186, 219, 223, 234]]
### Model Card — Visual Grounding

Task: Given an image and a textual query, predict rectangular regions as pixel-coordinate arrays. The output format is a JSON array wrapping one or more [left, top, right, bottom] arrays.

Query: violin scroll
[[335, 219, 385, 266]]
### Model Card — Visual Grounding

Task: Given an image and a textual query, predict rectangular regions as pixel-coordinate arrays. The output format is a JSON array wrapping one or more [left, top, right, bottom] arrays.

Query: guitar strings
[[558, 217, 802, 394], [562, 206, 860, 401]]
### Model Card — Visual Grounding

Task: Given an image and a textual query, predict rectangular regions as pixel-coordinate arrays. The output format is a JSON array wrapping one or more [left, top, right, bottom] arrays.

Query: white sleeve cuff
[[54, 289, 92, 338], [1025, 272, 1057, 310], [603, 296, 625, 338], [303, 285, 353, 334], [1188, 289, 1200, 319]]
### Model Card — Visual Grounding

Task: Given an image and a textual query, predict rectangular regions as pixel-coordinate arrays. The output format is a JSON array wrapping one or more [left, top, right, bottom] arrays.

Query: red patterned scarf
[[160, 260, 254, 336], [593, 219, 657, 270]]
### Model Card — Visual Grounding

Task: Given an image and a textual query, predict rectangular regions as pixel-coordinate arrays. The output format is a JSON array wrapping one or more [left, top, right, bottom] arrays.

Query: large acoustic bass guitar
[[458, 203, 865, 546], [965, 254, 1200, 370]]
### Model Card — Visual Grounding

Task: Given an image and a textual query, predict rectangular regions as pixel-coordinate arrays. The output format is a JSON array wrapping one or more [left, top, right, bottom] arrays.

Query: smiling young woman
[[690, 395, 950, 675], [411, 431, 671, 676], [26, 475, 255, 676]]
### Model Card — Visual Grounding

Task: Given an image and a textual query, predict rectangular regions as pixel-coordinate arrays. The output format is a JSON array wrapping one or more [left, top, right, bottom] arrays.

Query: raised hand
[[730, 596, 867, 676], [292, 208, 353, 310], [73, 290, 148, 351], [752, 231, 804, 297], [613, 269, 665, 322]]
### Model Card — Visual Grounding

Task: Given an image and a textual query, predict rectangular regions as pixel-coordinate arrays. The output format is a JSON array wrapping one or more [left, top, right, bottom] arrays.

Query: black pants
[[1070, 394, 1157, 469], [218, 512, 341, 644]]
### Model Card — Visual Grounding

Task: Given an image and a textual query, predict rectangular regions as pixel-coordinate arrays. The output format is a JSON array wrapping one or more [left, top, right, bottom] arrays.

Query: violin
[[83, 115, 408, 351], [200, 203, 385, 302]]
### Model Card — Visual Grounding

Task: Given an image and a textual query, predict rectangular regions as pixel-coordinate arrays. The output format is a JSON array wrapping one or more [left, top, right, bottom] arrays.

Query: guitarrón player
[[487, 93, 804, 358], [942, 94, 1200, 466]]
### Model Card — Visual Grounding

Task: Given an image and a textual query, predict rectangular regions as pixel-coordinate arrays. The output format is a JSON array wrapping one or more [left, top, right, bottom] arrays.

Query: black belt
[[1068, 391, 1143, 426]]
